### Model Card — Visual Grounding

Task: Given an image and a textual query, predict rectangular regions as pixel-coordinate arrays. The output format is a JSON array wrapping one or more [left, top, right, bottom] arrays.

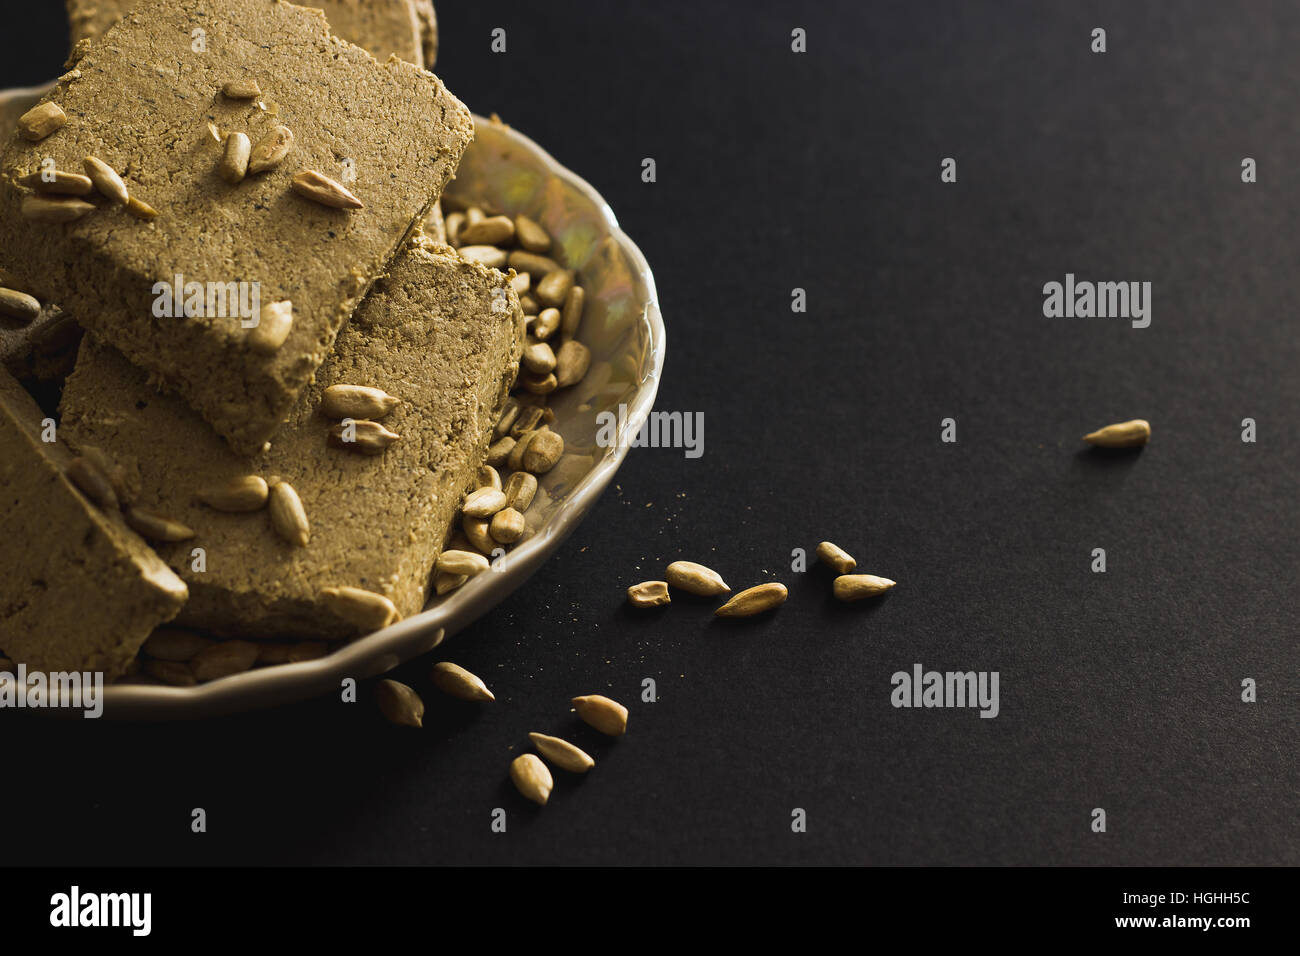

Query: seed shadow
[[1073, 445, 1144, 473], [617, 603, 672, 623], [820, 588, 892, 619]]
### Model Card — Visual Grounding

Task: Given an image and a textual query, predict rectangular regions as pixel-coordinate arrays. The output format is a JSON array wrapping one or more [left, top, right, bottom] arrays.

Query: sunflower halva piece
[[66, 0, 436, 68], [0, 368, 187, 678], [0, 0, 472, 454], [60, 238, 524, 639]]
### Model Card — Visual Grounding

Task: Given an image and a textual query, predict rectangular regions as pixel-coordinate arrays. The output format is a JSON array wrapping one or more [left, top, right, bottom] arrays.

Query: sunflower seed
[[520, 295, 540, 314], [502, 471, 538, 511], [66, 457, 118, 511], [124, 195, 159, 220], [462, 487, 508, 518], [533, 307, 561, 340], [514, 214, 552, 253], [462, 516, 496, 554], [457, 214, 514, 246], [247, 124, 294, 173], [205, 121, 223, 144], [125, 507, 195, 542], [535, 269, 574, 309], [509, 271, 530, 297], [376, 679, 424, 728], [198, 475, 268, 512], [572, 694, 628, 736], [287, 641, 329, 663], [714, 582, 788, 617], [0, 288, 41, 322], [320, 585, 400, 631], [21, 195, 95, 222], [144, 659, 197, 686], [83, 156, 128, 205], [665, 561, 729, 596], [17, 101, 67, 141], [248, 299, 293, 353], [528, 732, 594, 773], [477, 465, 502, 491], [18, 170, 93, 195], [521, 372, 557, 395], [190, 640, 259, 682], [523, 429, 564, 474], [327, 419, 400, 455], [484, 436, 515, 467], [268, 480, 309, 547], [510, 753, 553, 805], [291, 169, 363, 209], [553, 340, 591, 388], [445, 210, 465, 246], [522, 341, 557, 375], [560, 285, 585, 340], [1083, 419, 1151, 448], [507, 250, 560, 278], [832, 574, 896, 601], [320, 384, 399, 420], [434, 571, 468, 595], [494, 398, 521, 438], [511, 405, 546, 438], [489, 507, 525, 544], [458, 245, 508, 268], [816, 541, 856, 574], [222, 78, 262, 99], [507, 430, 538, 471], [437, 549, 490, 576], [142, 628, 212, 662], [430, 661, 495, 701], [219, 131, 250, 184], [466, 206, 485, 225], [627, 580, 670, 607]]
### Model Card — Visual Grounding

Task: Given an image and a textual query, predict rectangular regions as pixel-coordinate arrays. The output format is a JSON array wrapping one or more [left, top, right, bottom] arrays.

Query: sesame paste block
[[0, 0, 473, 454], [60, 238, 524, 639], [0, 368, 187, 677]]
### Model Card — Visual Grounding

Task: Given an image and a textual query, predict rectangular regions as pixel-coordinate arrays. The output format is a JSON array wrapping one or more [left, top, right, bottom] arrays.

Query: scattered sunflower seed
[[328, 419, 401, 455], [529, 732, 594, 773], [514, 214, 552, 253], [511, 405, 546, 438], [248, 299, 293, 353], [816, 541, 856, 574], [521, 371, 558, 395], [18, 170, 93, 195], [502, 471, 538, 511], [665, 561, 730, 596], [320, 585, 399, 631], [21, 195, 95, 222], [458, 214, 514, 245], [627, 580, 671, 608], [377, 679, 424, 728], [190, 640, 259, 682], [477, 464, 502, 491], [489, 507, 525, 544], [523, 429, 565, 473], [445, 210, 465, 245], [535, 269, 574, 309], [507, 250, 560, 278], [462, 487, 508, 518], [507, 430, 538, 471], [17, 101, 67, 141], [198, 475, 268, 512], [219, 131, 251, 184], [1083, 419, 1151, 448], [124, 195, 159, 220], [833, 574, 896, 601], [430, 661, 495, 702], [83, 156, 128, 205], [458, 245, 508, 268], [462, 516, 496, 554], [434, 571, 468, 595], [268, 480, 309, 547], [714, 582, 788, 617], [0, 288, 41, 322], [66, 457, 119, 511], [494, 398, 521, 438], [125, 507, 195, 542], [437, 549, 490, 576], [522, 341, 557, 375], [560, 285, 585, 340], [320, 384, 399, 420], [553, 340, 590, 388], [291, 169, 363, 209], [484, 435, 516, 467], [533, 307, 561, 340], [247, 124, 294, 173], [572, 694, 628, 736], [510, 753, 553, 805]]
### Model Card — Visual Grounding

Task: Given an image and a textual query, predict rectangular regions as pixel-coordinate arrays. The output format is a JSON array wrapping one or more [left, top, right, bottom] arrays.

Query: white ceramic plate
[[1, 85, 665, 718]]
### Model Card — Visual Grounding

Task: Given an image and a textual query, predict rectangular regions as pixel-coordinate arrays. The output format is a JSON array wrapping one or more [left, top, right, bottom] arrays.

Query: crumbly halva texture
[[66, 0, 434, 67], [60, 239, 524, 638], [0, 0, 473, 454], [0, 368, 187, 677]]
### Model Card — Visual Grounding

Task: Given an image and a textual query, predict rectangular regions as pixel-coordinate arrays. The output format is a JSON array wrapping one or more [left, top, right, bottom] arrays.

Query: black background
[[1, 1, 1296, 867]]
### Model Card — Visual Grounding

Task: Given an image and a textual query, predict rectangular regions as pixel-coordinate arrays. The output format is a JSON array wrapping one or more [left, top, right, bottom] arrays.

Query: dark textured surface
[[1, 1, 1295, 866]]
